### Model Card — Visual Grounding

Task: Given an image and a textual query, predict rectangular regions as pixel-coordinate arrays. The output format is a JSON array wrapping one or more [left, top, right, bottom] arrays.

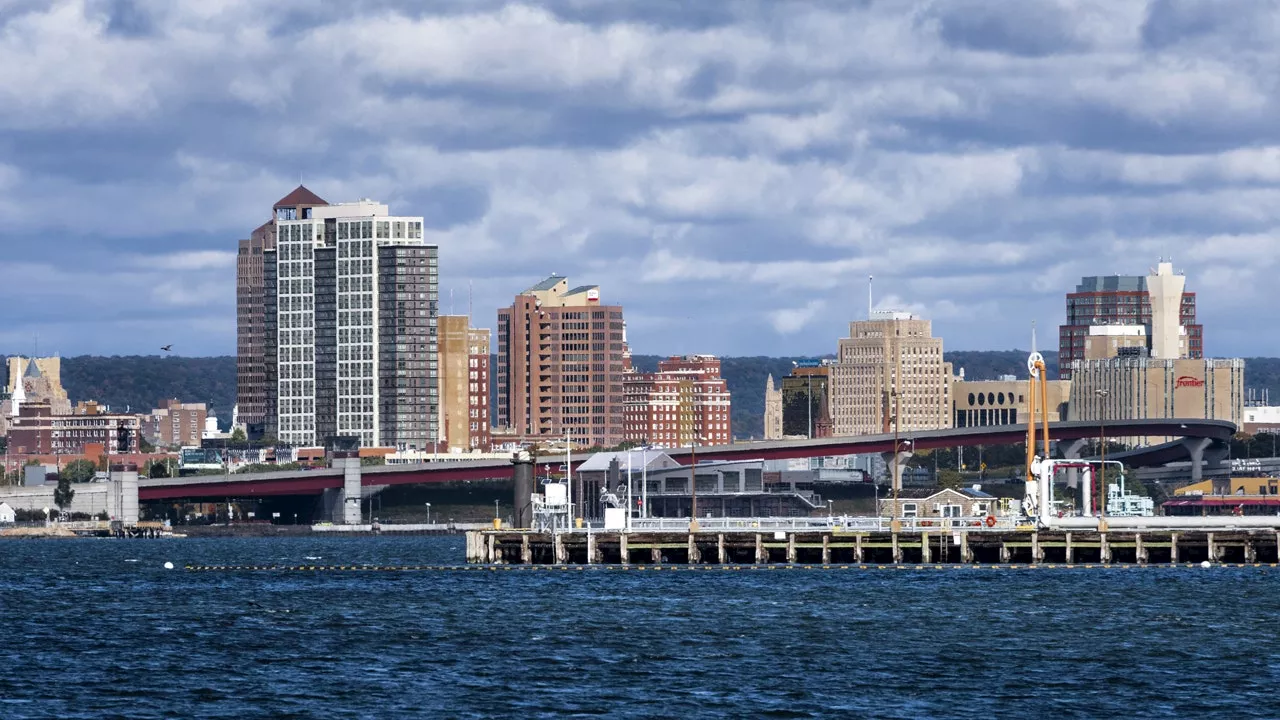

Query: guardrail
[[562, 515, 1022, 534]]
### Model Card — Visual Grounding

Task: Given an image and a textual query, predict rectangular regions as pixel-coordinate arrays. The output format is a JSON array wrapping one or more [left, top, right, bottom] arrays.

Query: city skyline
[[4, 2, 1280, 359]]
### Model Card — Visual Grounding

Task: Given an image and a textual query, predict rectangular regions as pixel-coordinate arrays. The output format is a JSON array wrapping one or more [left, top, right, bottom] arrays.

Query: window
[[901, 503, 918, 518], [939, 504, 962, 518]]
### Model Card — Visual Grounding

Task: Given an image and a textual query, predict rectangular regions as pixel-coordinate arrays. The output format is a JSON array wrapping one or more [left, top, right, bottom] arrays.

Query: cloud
[[1, 0, 1280, 360], [768, 300, 826, 334]]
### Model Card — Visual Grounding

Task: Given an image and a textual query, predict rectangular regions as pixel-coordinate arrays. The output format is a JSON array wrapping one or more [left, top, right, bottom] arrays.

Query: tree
[[61, 459, 98, 484], [139, 435, 156, 454], [936, 469, 964, 490], [53, 475, 75, 513], [230, 427, 247, 443], [147, 459, 171, 478]]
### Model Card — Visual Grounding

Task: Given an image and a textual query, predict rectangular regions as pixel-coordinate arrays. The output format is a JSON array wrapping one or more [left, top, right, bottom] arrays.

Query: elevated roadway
[[138, 418, 1235, 501]]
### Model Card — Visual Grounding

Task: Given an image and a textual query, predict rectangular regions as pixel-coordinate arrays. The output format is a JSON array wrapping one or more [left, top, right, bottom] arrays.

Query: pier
[[466, 518, 1280, 566]]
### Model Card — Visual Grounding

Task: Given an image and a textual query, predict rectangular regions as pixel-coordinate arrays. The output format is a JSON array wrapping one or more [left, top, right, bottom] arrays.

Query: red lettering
[[1175, 375, 1205, 389]]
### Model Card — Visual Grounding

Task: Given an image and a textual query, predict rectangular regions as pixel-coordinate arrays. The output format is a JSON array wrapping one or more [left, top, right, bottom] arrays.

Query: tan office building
[[1067, 357, 1244, 434], [830, 311, 952, 436], [953, 376, 1071, 428], [439, 316, 493, 452]]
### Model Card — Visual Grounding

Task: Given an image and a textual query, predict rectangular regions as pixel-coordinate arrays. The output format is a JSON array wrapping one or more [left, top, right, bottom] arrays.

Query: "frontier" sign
[[1175, 375, 1206, 389]]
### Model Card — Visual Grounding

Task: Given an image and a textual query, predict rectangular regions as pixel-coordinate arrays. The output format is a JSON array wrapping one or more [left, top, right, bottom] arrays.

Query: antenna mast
[[868, 275, 873, 319]]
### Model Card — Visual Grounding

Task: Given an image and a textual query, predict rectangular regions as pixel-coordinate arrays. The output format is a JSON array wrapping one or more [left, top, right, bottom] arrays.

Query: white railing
[[564, 515, 1022, 534]]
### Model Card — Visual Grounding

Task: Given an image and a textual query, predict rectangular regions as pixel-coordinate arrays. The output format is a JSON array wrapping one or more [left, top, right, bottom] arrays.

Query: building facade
[[468, 328, 492, 452], [952, 376, 1072, 427], [623, 355, 732, 448], [438, 317, 493, 452], [263, 197, 438, 449], [781, 360, 833, 438], [1067, 357, 1244, 430], [8, 402, 141, 456], [830, 311, 953, 436], [1059, 260, 1203, 378], [142, 399, 208, 448], [496, 276, 629, 447], [4, 356, 71, 418], [238, 186, 329, 430]]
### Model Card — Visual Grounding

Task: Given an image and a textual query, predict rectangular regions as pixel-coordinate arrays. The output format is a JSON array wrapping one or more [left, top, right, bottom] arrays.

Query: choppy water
[[3, 536, 1280, 718]]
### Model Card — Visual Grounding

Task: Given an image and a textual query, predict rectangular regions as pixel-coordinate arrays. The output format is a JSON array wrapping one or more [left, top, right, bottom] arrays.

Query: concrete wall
[[0, 483, 116, 517]]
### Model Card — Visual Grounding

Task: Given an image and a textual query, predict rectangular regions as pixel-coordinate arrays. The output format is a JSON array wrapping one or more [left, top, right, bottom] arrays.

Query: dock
[[466, 520, 1280, 566]]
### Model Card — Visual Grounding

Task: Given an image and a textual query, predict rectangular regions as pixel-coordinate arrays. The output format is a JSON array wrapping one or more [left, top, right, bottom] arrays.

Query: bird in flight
[[161, 344, 173, 352]]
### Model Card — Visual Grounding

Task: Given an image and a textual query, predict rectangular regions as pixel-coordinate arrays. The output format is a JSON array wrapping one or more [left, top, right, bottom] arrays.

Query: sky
[[3, 0, 1280, 359]]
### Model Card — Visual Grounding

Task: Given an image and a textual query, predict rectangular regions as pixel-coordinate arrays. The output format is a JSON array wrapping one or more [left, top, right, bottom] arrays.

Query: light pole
[[425, 502, 431, 525], [1097, 389, 1109, 519], [494, 499, 500, 520], [689, 438, 699, 530], [827, 499, 833, 518]]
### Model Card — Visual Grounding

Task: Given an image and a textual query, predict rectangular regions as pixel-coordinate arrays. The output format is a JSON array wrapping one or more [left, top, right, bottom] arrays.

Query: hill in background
[[6, 352, 1275, 441]]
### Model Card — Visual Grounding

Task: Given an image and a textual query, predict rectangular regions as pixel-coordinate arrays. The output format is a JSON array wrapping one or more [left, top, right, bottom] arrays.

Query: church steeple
[[10, 358, 26, 417]]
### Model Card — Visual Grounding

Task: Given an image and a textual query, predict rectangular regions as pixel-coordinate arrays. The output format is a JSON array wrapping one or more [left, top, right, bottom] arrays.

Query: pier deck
[[467, 528, 1280, 566]]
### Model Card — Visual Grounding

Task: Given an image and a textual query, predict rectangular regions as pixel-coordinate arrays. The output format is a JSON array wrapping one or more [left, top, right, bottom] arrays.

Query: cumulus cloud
[[1, 0, 1279, 357]]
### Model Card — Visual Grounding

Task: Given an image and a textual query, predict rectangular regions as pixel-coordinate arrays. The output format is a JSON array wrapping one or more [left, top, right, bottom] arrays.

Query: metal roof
[[525, 275, 564, 292]]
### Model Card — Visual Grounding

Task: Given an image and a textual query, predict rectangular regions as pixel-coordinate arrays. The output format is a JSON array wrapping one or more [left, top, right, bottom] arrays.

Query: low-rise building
[[952, 374, 1071, 428], [142, 399, 208, 448], [1067, 357, 1245, 440], [877, 487, 997, 519], [7, 402, 141, 456]]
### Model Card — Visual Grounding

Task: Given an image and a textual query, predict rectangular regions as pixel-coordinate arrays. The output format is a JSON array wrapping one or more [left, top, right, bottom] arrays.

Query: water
[[3, 536, 1279, 718]]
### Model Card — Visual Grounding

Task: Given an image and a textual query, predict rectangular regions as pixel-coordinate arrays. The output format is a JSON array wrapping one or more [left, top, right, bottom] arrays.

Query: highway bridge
[[139, 418, 1235, 502]]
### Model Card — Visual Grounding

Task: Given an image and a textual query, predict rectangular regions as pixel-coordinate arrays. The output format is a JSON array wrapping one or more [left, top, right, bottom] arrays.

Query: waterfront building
[[496, 276, 629, 447], [830, 311, 953, 436], [238, 187, 329, 431], [763, 375, 782, 440], [622, 355, 732, 448], [877, 487, 996, 519], [1067, 357, 1244, 439], [1058, 260, 1203, 378], [438, 317, 492, 452], [8, 401, 141, 456], [141, 399, 208, 448], [4, 356, 71, 418], [952, 373, 1071, 427], [781, 360, 833, 438], [263, 196, 438, 449]]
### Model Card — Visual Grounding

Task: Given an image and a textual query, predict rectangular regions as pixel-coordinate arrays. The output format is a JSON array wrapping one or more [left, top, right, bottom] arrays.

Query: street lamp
[[1096, 389, 1110, 519], [827, 499, 833, 518], [494, 499, 500, 520], [425, 502, 431, 525]]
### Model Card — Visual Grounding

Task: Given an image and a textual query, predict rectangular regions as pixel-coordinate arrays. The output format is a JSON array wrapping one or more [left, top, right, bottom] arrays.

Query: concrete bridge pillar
[[109, 464, 139, 525], [334, 451, 363, 525], [880, 451, 914, 493], [1181, 437, 1213, 484]]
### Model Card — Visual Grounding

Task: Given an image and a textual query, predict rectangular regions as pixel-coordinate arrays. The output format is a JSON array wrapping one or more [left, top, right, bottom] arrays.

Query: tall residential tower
[[262, 196, 438, 449]]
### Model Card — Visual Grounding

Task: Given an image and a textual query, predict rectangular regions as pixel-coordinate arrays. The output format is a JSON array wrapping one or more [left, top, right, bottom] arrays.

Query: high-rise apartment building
[[830, 311, 953, 436], [467, 328, 492, 452], [263, 197, 438, 449], [1058, 260, 1202, 378], [237, 186, 328, 430], [496, 276, 629, 446], [438, 317, 493, 452], [623, 355, 732, 448]]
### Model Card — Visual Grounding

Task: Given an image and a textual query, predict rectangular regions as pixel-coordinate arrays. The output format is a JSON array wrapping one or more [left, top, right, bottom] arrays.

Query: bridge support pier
[[880, 451, 914, 493], [1181, 437, 1213, 484], [109, 463, 139, 525], [334, 451, 363, 525]]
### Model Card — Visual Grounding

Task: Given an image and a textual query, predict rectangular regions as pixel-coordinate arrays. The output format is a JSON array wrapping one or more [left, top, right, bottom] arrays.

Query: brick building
[[438, 317, 492, 452], [142, 399, 208, 448], [8, 402, 141, 456], [497, 276, 629, 447], [623, 355, 732, 448], [468, 327, 491, 451]]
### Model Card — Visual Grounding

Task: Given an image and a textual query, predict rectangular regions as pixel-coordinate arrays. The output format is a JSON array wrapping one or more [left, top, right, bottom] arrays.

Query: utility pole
[[690, 439, 699, 530]]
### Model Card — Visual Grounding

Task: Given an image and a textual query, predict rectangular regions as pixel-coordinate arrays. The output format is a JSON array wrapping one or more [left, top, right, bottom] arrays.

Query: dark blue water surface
[[3, 536, 1280, 719]]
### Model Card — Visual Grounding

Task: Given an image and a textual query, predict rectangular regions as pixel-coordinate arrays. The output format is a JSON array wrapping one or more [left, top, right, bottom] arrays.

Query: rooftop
[[273, 185, 328, 209], [526, 275, 566, 292]]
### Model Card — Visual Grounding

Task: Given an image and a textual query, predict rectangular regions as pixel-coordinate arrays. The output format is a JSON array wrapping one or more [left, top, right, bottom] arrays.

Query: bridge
[[138, 418, 1234, 504]]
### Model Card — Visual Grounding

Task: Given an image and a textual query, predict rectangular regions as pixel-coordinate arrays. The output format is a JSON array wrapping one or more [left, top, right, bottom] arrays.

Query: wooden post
[[892, 533, 901, 564], [554, 533, 566, 565], [920, 533, 931, 564], [1135, 533, 1146, 565], [619, 533, 629, 566], [487, 533, 496, 564], [1171, 532, 1179, 564], [1031, 532, 1041, 564], [999, 542, 1010, 563], [822, 534, 831, 565], [1246, 537, 1257, 564], [960, 532, 971, 564], [755, 533, 765, 564], [717, 533, 726, 564], [1100, 533, 1110, 564], [1208, 532, 1216, 563], [651, 547, 662, 564], [521, 533, 532, 565], [1065, 531, 1073, 564], [587, 533, 597, 565], [688, 534, 701, 564], [786, 533, 797, 564], [855, 533, 864, 563]]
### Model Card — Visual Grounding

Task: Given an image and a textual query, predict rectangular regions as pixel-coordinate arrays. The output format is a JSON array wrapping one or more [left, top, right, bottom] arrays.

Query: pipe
[[1041, 515, 1280, 531]]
